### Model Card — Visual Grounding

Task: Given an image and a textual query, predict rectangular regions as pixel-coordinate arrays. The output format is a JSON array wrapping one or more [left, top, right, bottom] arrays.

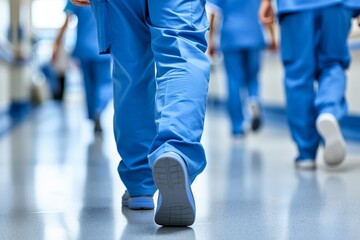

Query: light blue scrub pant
[[223, 49, 260, 134], [279, 4, 352, 160], [91, 0, 210, 196], [80, 60, 112, 120]]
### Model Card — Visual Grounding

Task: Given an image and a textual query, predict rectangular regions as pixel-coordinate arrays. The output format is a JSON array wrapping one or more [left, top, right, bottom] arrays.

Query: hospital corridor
[[1, 0, 360, 239]]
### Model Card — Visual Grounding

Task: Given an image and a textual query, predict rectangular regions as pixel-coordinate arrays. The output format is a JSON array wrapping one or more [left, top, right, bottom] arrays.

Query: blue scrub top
[[344, 0, 360, 9], [64, 1, 107, 60], [276, 0, 342, 14], [209, 0, 265, 51]]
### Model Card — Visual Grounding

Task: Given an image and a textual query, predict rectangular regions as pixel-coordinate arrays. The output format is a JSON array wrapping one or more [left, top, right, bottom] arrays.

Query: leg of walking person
[[279, 11, 320, 169], [314, 5, 351, 166], [223, 50, 246, 136], [147, 0, 210, 226]]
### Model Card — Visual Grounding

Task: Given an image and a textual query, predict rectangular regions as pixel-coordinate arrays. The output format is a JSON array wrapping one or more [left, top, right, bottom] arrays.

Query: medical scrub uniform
[[277, 0, 352, 161], [344, 0, 360, 10], [344, 0, 360, 17], [209, 0, 265, 135], [89, 0, 210, 197], [64, 1, 112, 121]]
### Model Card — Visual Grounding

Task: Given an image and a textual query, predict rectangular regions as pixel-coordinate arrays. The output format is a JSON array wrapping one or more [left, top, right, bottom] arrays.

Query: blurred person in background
[[259, 0, 353, 170], [207, 0, 277, 138], [344, 0, 360, 14], [53, 0, 112, 134], [344, 0, 360, 27]]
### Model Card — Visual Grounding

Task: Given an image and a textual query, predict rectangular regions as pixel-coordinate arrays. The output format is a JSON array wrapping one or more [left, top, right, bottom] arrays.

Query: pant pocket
[[90, 0, 112, 54], [279, 14, 294, 63], [191, 0, 209, 30]]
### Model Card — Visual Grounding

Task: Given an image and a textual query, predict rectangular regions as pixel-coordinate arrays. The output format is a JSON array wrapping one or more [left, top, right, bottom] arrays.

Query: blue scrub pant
[[91, 0, 210, 196], [80, 60, 112, 120], [279, 4, 352, 160], [223, 49, 260, 134]]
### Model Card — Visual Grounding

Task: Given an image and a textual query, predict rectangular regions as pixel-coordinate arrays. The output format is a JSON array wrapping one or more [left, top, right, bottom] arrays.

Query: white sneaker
[[295, 159, 316, 170], [316, 113, 346, 166]]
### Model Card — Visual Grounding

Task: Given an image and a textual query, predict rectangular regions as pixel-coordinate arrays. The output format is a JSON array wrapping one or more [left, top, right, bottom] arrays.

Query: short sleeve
[[207, 0, 220, 7], [64, 0, 79, 15]]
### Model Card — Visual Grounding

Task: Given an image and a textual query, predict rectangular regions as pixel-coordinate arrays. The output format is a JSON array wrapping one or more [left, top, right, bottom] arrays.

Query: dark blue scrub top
[[209, 0, 266, 51], [64, 1, 107, 60]]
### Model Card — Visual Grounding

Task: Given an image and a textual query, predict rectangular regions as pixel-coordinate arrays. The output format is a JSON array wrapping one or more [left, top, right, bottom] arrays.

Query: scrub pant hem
[[148, 143, 206, 184], [318, 108, 347, 122], [126, 190, 155, 198], [296, 152, 318, 161]]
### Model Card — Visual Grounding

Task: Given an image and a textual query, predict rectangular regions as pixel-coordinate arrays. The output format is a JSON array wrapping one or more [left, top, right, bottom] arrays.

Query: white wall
[[0, 0, 9, 38], [0, 64, 10, 113], [9, 65, 32, 101], [347, 50, 360, 114], [0, 62, 33, 114]]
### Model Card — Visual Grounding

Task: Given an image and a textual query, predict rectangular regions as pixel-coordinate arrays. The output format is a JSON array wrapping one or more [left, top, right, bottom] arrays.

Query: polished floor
[[1, 99, 360, 240]]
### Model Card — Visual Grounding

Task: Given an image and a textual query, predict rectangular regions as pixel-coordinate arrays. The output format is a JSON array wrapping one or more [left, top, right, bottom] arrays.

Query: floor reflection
[[120, 206, 197, 240], [0, 123, 45, 239], [156, 226, 196, 239], [288, 171, 323, 240], [205, 143, 270, 240], [120, 207, 156, 239], [227, 144, 268, 239], [287, 171, 350, 239], [320, 176, 349, 239], [78, 137, 115, 240], [2, 101, 360, 239]]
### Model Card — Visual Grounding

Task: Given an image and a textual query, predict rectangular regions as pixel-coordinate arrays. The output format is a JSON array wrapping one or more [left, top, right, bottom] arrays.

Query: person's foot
[[122, 190, 154, 210], [295, 159, 316, 170], [248, 100, 262, 132], [316, 113, 346, 166], [94, 117, 103, 134], [232, 128, 246, 137], [232, 130, 246, 144], [152, 152, 195, 227]]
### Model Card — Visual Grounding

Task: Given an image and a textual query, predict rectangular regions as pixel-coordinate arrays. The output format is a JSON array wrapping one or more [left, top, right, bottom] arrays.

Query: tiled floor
[[1, 99, 360, 240]]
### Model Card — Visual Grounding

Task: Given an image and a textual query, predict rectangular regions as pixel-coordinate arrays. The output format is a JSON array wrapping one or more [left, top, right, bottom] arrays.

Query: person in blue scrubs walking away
[[344, 0, 360, 27], [207, 0, 277, 138], [71, 0, 210, 226], [259, 0, 353, 170], [53, 0, 112, 134]]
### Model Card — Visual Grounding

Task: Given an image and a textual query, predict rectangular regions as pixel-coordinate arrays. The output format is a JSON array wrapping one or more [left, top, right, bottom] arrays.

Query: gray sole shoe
[[153, 152, 195, 227], [316, 113, 346, 166], [295, 159, 316, 170]]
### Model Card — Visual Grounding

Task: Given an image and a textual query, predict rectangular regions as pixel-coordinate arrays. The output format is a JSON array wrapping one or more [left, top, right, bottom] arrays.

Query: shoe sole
[[122, 197, 154, 210], [316, 114, 346, 166], [153, 153, 195, 226], [295, 160, 316, 170], [249, 102, 262, 132], [251, 117, 262, 132]]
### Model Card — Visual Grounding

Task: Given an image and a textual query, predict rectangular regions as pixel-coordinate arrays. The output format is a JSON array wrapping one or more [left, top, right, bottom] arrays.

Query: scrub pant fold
[[104, 0, 209, 196], [314, 6, 351, 120], [147, 0, 210, 183], [81, 60, 112, 120], [279, 5, 350, 160], [222, 49, 260, 134], [90, 0, 112, 54]]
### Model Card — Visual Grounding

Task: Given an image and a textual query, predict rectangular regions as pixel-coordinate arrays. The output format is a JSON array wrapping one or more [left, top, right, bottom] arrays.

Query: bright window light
[[32, 0, 67, 29]]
